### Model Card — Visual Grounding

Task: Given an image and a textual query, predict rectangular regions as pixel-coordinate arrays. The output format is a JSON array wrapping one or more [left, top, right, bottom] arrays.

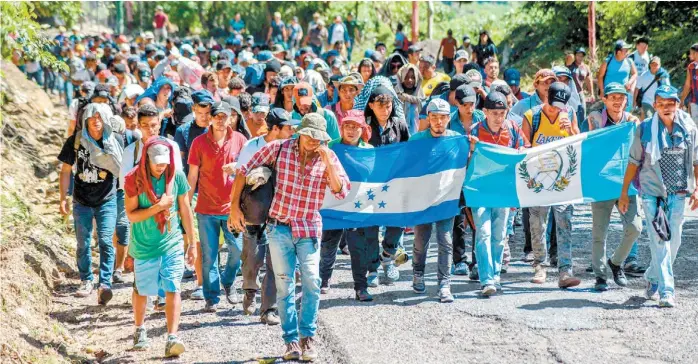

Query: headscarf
[[136, 76, 177, 106], [80, 103, 123, 176], [123, 137, 176, 233], [304, 69, 327, 94], [353, 76, 405, 122], [395, 63, 424, 97], [379, 53, 408, 77]]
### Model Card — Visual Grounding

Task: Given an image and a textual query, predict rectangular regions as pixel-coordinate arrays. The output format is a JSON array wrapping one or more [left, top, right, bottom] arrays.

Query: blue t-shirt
[[448, 109, 485, 135], [604, 56, 632, 88], [410, 129, 461, 141], [230, 19, 245, 33]]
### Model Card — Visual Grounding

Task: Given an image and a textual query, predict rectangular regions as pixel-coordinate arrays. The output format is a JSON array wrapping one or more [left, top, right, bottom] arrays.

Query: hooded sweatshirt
[[394, 64, 424, 134], [379, 52, 408, 78]]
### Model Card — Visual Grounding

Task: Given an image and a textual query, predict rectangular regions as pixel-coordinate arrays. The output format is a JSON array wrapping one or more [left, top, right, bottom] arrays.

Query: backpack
[[74, 97, 119, 136], [172, 86, 193, 127]]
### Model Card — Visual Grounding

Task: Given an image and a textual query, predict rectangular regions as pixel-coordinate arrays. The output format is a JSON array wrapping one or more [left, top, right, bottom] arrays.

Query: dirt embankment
[[0, 61, 89, 363]]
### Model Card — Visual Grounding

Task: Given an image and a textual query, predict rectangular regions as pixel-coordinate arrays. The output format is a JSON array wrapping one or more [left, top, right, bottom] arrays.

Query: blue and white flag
[[321, 137, 469, 229], [464, 122, 636, 208]]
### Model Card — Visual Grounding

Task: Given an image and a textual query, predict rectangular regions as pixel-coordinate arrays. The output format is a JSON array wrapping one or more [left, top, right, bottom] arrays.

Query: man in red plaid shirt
[[229, 113, 349, 362]]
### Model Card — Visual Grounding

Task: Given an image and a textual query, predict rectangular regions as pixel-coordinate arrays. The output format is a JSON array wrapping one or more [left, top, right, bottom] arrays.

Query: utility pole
[[427, 1, 434, 40], [588, 1, 597, 68], [412, 1, 419, 43]]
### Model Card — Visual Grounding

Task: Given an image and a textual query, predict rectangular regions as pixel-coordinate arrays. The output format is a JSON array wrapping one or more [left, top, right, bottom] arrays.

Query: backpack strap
[[531, 109, 542, 136], [73, 133, 82, 152]]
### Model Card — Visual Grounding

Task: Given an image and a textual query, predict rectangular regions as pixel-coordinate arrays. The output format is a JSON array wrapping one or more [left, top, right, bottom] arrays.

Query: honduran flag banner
[[321, 137, 469, 230], [464, 122, 636, 208]]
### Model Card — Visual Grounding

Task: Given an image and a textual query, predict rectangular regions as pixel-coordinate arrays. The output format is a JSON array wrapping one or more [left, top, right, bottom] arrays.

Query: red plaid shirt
[[240, 138, 350, 238]]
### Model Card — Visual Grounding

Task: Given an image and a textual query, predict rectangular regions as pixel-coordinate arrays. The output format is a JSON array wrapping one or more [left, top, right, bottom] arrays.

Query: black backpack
[[172, 86, 193, 127]]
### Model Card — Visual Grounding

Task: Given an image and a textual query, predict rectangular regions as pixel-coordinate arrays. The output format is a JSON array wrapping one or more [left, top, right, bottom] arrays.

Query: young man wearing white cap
[[410, 98, 460, 303], [124, 138, 195, 357]]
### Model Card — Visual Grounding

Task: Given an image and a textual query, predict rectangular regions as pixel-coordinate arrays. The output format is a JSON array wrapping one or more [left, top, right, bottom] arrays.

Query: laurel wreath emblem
[[518, 145, 578, 193]]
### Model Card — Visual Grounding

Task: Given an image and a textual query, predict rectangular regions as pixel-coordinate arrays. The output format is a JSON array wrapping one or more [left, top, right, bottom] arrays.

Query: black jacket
[[367, 116, 410, 147]]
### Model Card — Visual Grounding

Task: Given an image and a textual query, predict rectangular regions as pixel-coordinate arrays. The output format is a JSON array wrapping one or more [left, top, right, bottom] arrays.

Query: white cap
[[147, 143, 171, 165]]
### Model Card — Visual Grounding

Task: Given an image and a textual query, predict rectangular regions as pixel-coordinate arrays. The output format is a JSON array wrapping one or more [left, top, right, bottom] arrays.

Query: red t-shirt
[[188, 128, 246, 215], [441, 37, 458, 58], [154, 13, 168, 29]]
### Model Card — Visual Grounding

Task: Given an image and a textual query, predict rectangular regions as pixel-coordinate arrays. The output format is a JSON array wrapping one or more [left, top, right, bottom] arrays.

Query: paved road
[[52, 204, 698, 363]]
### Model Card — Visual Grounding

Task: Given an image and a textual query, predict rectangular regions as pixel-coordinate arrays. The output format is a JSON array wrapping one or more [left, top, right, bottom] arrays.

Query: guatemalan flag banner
[[464, 122, 636, 208], [321, 137, 469, 230]]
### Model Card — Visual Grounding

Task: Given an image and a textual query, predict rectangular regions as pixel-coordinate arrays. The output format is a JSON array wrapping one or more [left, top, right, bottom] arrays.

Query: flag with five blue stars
[[320, 136, 469, 229]]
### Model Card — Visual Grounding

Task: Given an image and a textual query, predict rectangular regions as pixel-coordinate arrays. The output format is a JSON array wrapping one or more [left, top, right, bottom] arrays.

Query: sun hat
[[296, 113, 331, 141]]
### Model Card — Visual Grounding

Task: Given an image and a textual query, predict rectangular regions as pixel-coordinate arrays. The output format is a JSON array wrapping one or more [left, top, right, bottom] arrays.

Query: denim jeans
[[73, 196, 117, 287], [453, 207, 474, 265], [320, 229, 343, 283], [115, 189, 130, 246], [27, 70, 44, 86], [473, 207, 509, 286], [242, 225, 276, 313], [529, 204, 573, 273], [591, 197, 642, 279], [412, 217, 455, 284], [64, 80, 74, 108], [267, 224, 321, 343], [641, 194, 686, 298], [197, 214, 243, 304], [346, 227, 380, 291]]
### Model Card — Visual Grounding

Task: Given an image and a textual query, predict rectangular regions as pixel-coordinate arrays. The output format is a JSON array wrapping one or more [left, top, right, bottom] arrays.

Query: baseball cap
[[138, 67, 152, 79], [113, 63, 127, 74], [575, 47, 587, 55], [462, 35, 471, 43], [419, 54, 436, 65], [407, 44, 422, 54], [650, 56, 661, 64], [96, 69, 113, 80], [603, 82, 626, 96], [534, 68, 557, 84], [427, 98, 451, 115], [455, 50, 469, 61], [147, 143, 171, 165], [192, 90, 214, 105], [483, 91, 508, 110], [463, 69, 483, 88], [257, 50, 273, 62], [455, 85, 477, 105], [691, 43, 698, 52], [81, 81, 96, 94], [216, 60, 232, 71], [548, 82, 571, 109], [655, 85, 680, 102], [197, 45, 207, 53], [251, 93, 271, 113], [490, 80, 512, 96], [92, 84, 111, 99], [211, 101, 232, 116], [342, 109, 367, 126], [503, 68, 521, 86], [614, 40, 632, 51], [271, 44, 286, 55], [552, 66, 572, 80], [296, 113, 331, 142], [266, 108, 298, 128], [293, 82, 314, 107], [450, 74, 469, 91]]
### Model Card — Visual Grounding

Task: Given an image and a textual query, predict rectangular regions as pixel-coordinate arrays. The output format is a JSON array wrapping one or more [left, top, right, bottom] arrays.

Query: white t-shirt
[[236, 135, 268, 171], [631, 51, 650, 77], [120, 139, 183, 190], [69, 99, 79, 121], [636, 70, 664, 106], [25, 61, 40, 73], [330, 23, 345, 45]]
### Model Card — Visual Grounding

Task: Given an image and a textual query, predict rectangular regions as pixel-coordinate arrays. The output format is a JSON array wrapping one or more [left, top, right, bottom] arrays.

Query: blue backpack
[[244, 63, 266, 87]]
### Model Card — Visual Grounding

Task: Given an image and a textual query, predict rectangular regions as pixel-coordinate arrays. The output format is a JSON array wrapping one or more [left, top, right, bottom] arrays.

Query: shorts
[[133, 247, 184, 296]]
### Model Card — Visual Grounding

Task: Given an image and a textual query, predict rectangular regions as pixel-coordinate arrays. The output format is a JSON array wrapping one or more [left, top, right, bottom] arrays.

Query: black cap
[[266, 108, 295, 128], [449, 74, 469, 91], [548, 82, 571, 109], [210, 101, 232, 116], [113, 63, 127, 74], [92, 84, 111, 99], [455, 85, 477, 104], [216, 60, 232, 71], [483, 91, 508, 110]]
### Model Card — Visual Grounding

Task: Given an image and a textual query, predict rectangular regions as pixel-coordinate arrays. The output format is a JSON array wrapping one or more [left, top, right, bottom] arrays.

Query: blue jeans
[[64, 80, 74, 108], [641, 194, 686, 298], [73, 196, 117, 287], [27, 70, 44, 86], [197, 214, 242, 304], [506, 208, 517, 236], [473, 207, 509, 286], [115, 190, 130, 246], [412, 217, 455, 284], [267, 224, 321, 343]]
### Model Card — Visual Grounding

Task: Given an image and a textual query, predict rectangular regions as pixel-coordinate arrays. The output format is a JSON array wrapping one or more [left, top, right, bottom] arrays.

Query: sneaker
[[624, 261, 647, 277], [452, 262, 469, 276], [394, 248, 410, 266], [367, 271, 379, 288], [242, 290, 256, 315], [182, 267, 195, 279], [607, 259, 628, 287], [132, 327, 149, 351], [481, 285, 497, 297], [283, 342, 302, 361], [531, 265, 547, 284], [412, 273, 426, 294], [558, 272, 581, 289], [191, 286, 204, 300], [382, 261, 399, 283], [523, 251, 535, 262], [260, 310, 280, 325], [659, 295, 676, 308], [112, 270, 125, 284], [75, 280, 93, 297], [549, 255, 558, 268], [355, 289, 373, 302], [223, 285, 240, 305], [469, 265, 479, 281], [585, 265, 594, 273], [439, 283, 454, 303], [300, 337, 318, 362], [164, 335, 185, 358], [340, 246, 350, 255], [97, 285, 113, 305], [320, 280, 330, 294], [495, 282, 503, 292], [154, 296, 166, 311], [645, 281, 659, 301], [594, 277, 609, 292], [500, 264, 509, 274], [404, 227, 414, 235], [204, 301, 217, 313]]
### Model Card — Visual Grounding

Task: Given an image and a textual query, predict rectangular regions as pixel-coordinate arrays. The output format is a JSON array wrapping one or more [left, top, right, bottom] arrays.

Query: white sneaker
[[75, 280, 93, 297]]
